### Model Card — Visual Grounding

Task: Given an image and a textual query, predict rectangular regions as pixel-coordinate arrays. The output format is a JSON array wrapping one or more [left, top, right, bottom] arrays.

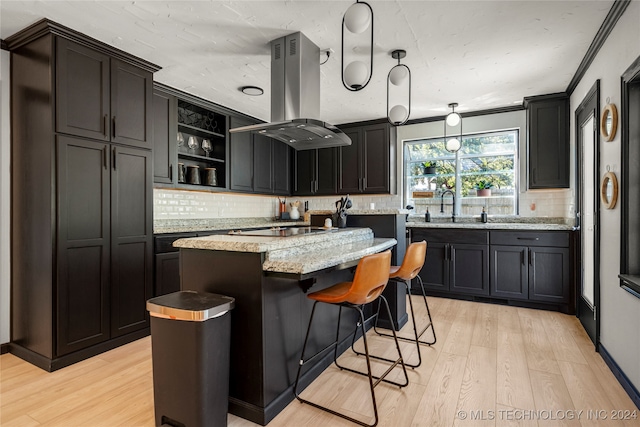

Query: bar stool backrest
[[346, 250, 392, 305], [391, 241, 427, 281]]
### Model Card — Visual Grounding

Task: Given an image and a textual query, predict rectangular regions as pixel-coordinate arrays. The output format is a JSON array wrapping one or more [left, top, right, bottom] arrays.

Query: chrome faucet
[[440, 189, 456, 222]]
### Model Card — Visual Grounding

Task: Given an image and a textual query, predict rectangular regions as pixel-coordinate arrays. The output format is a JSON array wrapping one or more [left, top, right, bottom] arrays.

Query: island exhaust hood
[[229, 32, 351, 150]]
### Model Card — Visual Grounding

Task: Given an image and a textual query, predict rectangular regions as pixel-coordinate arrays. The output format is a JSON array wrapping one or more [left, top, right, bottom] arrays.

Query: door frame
[[575, 80, 600, 348]]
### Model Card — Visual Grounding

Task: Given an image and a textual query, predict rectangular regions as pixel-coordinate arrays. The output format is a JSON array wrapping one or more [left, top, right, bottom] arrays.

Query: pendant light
[[387, 49, 411, 126], [342, 0, 374, 91], [444, 103, 462, 152]]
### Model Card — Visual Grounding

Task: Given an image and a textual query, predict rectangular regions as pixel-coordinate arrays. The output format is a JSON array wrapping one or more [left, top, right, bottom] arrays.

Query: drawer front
[[490, 231, 569, 247], [154, 233, 197, 253], [411, 228, 489, 245]]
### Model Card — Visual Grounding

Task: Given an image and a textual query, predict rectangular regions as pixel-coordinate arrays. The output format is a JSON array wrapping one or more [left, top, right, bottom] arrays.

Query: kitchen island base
[[180, 249, 377, 425]]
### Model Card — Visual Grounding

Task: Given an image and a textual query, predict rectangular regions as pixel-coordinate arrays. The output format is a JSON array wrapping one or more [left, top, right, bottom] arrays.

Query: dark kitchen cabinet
[[56, 38, 153, 149], [525, 94, 570, 189], [411, 227, 573, 312], [155, 253, 181, 297], [411, 229, 489, 296], [56, 137, 111, 356], [338, 122, 396, 194], [152, 88, 177, 184], [229, 116, 291, 195], [110, 146, 153, 338], [7, 20, 159, 371], [230, 116, 254, 192], [293, 147, 337, 195], [490, 231, 571, 305]]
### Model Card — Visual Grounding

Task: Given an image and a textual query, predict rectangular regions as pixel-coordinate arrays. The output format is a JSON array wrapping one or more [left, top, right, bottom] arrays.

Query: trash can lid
[[147, 290, 235, 322]]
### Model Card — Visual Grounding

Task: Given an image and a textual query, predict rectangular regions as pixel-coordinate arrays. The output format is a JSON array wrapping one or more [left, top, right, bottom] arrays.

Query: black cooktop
[[228, 226, 332, 237]]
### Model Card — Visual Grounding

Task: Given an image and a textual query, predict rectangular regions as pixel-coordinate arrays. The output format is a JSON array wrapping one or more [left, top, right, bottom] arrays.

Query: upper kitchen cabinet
[[152, 87, 177, 184], [293, 147, 337, 196], [525, 94, 570, 189], [6, 19, 159, 371], [56, 37, 154, 149], [337, 122, 396, 194], [229, 116, 292, 195]]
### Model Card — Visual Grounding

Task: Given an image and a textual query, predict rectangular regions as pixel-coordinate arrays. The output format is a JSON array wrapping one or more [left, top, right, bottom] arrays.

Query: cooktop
[[227, 226, 332, 237]]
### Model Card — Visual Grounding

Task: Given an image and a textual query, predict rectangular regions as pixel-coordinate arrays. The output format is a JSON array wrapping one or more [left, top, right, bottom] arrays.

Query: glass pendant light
[[342, 0, 373, 91], [445, 103, 462, 152], [387, 49, 411, 126]]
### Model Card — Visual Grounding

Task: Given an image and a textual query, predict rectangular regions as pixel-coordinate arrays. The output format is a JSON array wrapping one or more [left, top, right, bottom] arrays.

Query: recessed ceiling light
[[240, 86, 264, 96]]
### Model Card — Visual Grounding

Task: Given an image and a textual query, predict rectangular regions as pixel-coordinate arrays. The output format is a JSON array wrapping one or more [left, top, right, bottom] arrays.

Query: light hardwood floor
[[2, 297, 638, 427]]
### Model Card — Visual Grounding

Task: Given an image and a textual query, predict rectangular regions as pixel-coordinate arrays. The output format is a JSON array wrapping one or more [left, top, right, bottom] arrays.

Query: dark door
[[417, 241, 449, 291], [56, 136, 110, 356], [450, 244, 490, 296], [294, 149, 316, 195], [152, 90, 177, 184], [338, 128, 361, 193], [362, 124, 390, 193], [575, 81, 600, 345], [273, 140, 291, 195], [110, 59, 153, 148], [490, 245, 528, 300], [155, 253, 180, 297], [253, 134, 274, 194], [229, 117, 254, 192], [316, 147, 337, 195], [56, 38, 110, 141], [110, 146, 153, 337], [529, 247, 570, 304]]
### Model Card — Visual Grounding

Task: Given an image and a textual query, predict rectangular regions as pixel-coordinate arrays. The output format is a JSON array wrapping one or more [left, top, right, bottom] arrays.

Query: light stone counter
[[173, 227, 396, 275], [309, 209, 410, 215], [406, 215, 575, 231], [154, 217, 309, 234]]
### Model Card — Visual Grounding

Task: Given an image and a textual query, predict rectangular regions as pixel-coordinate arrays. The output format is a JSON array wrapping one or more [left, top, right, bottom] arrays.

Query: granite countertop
[[154, 217, 310, 234], [406, 215, 575, 231], [173, 227, 396, 275], [309, 209, 410, 215]]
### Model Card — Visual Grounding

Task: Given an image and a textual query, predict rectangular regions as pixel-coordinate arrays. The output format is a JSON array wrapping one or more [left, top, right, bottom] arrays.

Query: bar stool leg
[[370, 276, 437, 368]]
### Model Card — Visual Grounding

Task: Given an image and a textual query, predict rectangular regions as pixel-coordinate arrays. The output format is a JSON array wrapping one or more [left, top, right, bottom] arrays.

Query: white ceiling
[[1, 1, 614, 124]]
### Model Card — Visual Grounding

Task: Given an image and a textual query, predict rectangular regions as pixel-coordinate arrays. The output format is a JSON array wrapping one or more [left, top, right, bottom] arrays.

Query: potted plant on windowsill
[[475, 180, 493, 197], [422, 161, 436, 175]]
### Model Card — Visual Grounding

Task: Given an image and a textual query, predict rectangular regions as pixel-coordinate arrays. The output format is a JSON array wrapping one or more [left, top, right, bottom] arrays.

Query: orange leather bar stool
[[373, 241, 436, 368], [293, 250, 409, 427]]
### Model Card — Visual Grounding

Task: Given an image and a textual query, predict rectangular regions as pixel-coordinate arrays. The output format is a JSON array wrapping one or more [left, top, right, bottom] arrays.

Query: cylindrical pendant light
[[444, 103, 462, 152], [342, 0, 373, 91], [387, 49, 411, 126]]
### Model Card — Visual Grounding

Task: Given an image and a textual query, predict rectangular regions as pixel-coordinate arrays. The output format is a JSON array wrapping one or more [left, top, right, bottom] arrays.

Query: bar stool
[[293, 250, 409, 427], [373, 241, 436, 368]]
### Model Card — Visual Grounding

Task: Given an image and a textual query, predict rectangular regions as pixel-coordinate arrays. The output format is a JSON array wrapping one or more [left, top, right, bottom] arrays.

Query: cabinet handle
[[315, 180, 318, 192], [311, 180, 314, 193], [450, 245, 455, 263], [517, 237, 539, 241], [528, 250, 533, 266], [103, 147, 107, 169], [112, 147, 116, 170], [112, 116, 116, 138], [169, 164, 173, 180], [103, 115, 108, 136], [362, 177, 366, 190]]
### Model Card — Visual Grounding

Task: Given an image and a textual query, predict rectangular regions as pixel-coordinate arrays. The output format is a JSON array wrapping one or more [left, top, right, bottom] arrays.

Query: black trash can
[[147, 290, 235, 427]]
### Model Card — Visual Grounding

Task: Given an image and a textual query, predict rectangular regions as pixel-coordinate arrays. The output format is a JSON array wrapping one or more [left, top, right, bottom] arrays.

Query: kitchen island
[[173, 227, 396, 425]]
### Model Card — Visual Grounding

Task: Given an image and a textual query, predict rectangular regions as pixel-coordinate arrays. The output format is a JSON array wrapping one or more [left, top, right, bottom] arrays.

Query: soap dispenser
[[481, 207, 488, 223], [425, 208, 431, 222]]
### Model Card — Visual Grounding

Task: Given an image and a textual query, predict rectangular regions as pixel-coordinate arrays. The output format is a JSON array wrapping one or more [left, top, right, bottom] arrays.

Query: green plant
[[422, 161, 435, 168], [475, 180, 493, 190]]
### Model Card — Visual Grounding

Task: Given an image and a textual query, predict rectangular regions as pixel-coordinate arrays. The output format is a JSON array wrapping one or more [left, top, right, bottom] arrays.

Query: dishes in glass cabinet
[[202, 139, 212, 157]]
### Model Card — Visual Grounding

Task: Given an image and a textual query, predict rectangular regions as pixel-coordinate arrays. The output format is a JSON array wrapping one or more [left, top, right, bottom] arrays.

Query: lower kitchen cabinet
[[154, 253, 180, 296], [411, 229, 490, 297], [411, 227, 574, 313]]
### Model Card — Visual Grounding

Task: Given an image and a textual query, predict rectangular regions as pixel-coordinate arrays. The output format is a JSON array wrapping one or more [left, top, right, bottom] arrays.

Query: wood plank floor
[[2, 297, 638, 427]]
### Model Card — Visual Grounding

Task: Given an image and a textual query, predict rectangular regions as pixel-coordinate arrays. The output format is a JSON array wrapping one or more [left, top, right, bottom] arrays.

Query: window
[[404, 129, 518, 215]]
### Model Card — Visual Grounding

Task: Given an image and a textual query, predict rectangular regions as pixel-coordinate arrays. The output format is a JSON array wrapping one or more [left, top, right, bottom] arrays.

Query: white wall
[[397, 110, 573, 218], [1, 49, 10, 345], [570, 1, 640, 390]]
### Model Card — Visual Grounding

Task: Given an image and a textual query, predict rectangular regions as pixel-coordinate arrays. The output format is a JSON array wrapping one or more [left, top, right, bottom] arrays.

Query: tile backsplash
[[154, 188, 571, 220]]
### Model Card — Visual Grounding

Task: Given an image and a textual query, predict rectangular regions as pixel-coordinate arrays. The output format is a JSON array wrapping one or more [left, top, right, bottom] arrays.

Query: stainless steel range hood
[[229, 32, 351, 150]]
